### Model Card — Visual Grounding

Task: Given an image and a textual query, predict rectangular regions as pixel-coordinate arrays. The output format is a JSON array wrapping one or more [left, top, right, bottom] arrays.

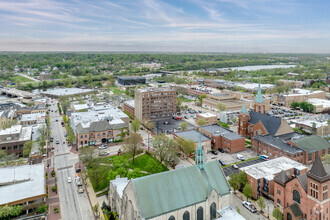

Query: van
[[237, 154, 245, 161], [260, 155, 270, 161]]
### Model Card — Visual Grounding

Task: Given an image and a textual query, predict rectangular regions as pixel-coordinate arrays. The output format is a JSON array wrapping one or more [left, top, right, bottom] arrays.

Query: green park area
[[87, 152, 168, 193], [0, 75, 34, 84]]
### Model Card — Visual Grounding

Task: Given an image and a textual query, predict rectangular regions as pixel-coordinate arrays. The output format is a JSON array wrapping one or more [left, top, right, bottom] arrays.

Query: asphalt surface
[[223, 158, 264, 177], [49, 100, 94, 220], [232, 194, 267, 220]]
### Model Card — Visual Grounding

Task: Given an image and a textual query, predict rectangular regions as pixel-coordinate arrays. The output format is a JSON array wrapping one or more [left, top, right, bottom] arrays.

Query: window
[[197, 207, 203, 220], [183, 211, 190, 220], [168, 216, 175, 220], [277, 199, 281, 206], [322, 149, 326, 156], [293, 190, 301, 204], [311, 182, 319, 200], [210, 203, 216, 220], [85, 135, 87, 138], [13, 145, 17, 149], [103, 133, 105, 136], [308, 153, 312, 161], [277, 189, 281, 195], [85, 141, 87, 144], [80, 135, 83, 139]]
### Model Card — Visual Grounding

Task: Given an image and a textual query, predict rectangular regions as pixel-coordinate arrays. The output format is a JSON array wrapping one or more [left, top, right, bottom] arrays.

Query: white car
[[237, 154, 245, 161], [242, 201, 257, 213], [98, 145, 106, 149], [67, 177, 72, 183]]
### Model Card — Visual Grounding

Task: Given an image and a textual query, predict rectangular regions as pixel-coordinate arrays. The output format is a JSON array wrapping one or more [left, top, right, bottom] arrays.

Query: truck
[[78, 186, 84, 194]]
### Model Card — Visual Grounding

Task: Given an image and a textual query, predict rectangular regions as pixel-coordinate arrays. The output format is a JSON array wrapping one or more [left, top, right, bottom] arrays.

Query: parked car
[[55, 140, 59, 144], [231, 164, 239, 169], [67, 177, 72, 183], [98, 145, 106, 149], [184, 116, 188, 119], [55, 119, 58, 122], [237, 154, 245, 161], [218, 160, 226, 166], [218, 148, 225, 153], [260, 155, 270, 161], [242, 201, 257, 213], [76, 168, 81, 173], [211, 150, 218, 155]]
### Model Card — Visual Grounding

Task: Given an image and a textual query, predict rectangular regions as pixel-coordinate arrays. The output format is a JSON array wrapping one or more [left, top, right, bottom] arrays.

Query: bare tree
[[124, 133, 143, 165]]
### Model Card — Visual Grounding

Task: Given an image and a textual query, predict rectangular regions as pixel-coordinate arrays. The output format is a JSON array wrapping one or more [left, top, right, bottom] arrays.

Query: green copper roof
[[292, 135, 330, 154], [195, 130, 205, 169], [241, 103, 248, 114], [256, 83, 263, 103], [132, 160, 231, 219]]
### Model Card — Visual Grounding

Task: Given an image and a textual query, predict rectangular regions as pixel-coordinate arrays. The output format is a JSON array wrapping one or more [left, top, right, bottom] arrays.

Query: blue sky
[[0, 0, 330, 52]]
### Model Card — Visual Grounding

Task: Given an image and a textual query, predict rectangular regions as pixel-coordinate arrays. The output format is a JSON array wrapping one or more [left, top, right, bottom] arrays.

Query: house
[[200, 124, 245, 153], [108, 133, 231, 220]]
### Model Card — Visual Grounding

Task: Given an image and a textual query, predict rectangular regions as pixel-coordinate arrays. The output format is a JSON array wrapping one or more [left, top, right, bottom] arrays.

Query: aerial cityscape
[[0, 1, 330, 220]]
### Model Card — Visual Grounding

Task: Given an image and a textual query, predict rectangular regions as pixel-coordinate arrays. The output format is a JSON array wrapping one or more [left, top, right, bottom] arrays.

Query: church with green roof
[[109, 130, 232, 220]]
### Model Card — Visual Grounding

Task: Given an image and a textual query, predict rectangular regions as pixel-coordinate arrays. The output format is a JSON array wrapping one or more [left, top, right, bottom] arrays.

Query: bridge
[[0, 88, 34, 99]]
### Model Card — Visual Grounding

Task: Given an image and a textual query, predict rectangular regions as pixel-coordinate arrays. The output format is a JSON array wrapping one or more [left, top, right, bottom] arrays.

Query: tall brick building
[[238, 84, 293, 137], [274, 155, 330, 220], [134, 87, 176, 122]]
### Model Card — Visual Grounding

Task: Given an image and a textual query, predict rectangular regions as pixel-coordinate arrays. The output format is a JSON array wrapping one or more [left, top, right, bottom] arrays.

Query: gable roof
[[132, 160, 230, 219], [289, 203, 303, 217], [292, 135, 330, 154], [89, 120, 111, 132], [248, 111, 281, 136], [297, 173, 308, 192], [274, 170, 290, 185]]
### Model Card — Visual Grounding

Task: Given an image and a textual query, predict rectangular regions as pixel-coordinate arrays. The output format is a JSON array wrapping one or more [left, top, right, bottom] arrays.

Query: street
[[48, 100, 94, 220], [231, 194, 267, 220]]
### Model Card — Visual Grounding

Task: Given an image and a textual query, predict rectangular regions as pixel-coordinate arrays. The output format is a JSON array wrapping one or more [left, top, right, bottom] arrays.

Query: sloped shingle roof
[[292, 135, 330, 154], [249, 111, 281, 135], [274, 170, 290, 185]]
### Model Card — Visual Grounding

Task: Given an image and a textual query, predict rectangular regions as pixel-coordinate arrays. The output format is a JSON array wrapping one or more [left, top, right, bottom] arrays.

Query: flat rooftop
[[173, 129, 210, 143], [284, 89, 324, 97], [124, 100, 135, 108], [0, 163, 45, 205], [201, 124, 243, 140], [217, 206, 245, 220], [21, 112, 46, 122], [41, 88, 93, 96], [240, 157, 307, 180], [308, 98, 330, 108], [234, 83, 274, 90], [138, 87, 175, 93], [0, 125, 22, 136], [198, 112, 216, 118], [118, 76, 146, 79]]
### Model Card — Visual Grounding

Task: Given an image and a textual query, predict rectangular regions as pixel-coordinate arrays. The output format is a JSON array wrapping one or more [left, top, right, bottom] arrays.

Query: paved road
[[223, 158, 264, 177], [49, 100, 94, 220], [232, 194, 267, 220]]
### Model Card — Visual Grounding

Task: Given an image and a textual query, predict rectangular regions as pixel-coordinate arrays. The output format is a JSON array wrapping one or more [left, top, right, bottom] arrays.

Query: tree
[[216, 103, 227, 112], [59, 96, 70, 114], [180, 121, 188, 131], [124, 133, 143, 165], [312, 122, 317, 134], [131, 118, 140, 133], [243, 184, 253, 202], [151, 134, 178, 166], [199, 94, 207, 103], [0, 150, 6, 160], [273, 207, 283, 220], [291, 101, 300, 108], [23, 141, 33, 157], [80, 146, 95, 168], [176, 138, 195, 158], [238, 171, 248, 189], [232, 117, 237, 124], [89, 161, 107, 190], [256, 197, 266, 213], [197, 118, 206, 127], [38, 205, 47, 213], [228, 173, 239, 193], [93, 203, 99, 217]]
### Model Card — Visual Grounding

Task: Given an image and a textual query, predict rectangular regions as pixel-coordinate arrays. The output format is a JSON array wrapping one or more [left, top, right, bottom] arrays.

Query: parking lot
[[223, 158, 264, 177], [205, 148, 257, 164], [154, 118, 195, 134]]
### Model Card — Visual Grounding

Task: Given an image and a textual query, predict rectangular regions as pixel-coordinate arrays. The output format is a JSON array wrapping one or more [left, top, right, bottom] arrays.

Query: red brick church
[[274, 155, 330, 220], [238, 84, 293, 137]]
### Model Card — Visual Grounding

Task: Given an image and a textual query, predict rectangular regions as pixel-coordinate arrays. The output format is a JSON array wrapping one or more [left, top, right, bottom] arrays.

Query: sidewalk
[[46, 165, 61, 220]]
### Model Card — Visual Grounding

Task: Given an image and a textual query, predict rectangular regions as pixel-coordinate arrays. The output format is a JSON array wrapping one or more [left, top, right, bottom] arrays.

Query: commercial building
[[173, 85, 210, 98], [0, 125, 32, 156], [20, 112, 46, 126], [0, 163, 46, 215], [240, 157, 308, 200], [219, 111, 239, 124], [134, 87, 176, 122], [251, 134, 330, 165], [200, 124, 245, 153], [307, 98, 330, 113], [15, 104, 47, 115], [40, 87, 94, 98], [196, 113, 217, 125], [109, 134, 231, 220], [173, 129, 211, 152], [238, 85, 293, 137], [117, 76, 146, 85], [123, 100, 135, 118], [70, 104, 129, 147], [273, 89, 326, 107], [274, 155, 330, 220], [293, 118, 330, 136]]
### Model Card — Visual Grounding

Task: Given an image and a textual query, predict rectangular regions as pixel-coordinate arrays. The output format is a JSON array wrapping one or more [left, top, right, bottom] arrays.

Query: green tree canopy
[[131, 118, 140, 133], [243, 184, 253, 202]]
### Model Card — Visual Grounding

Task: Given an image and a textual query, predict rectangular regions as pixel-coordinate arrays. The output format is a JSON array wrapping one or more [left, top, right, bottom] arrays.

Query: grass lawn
[[181, 98, 195, 102], [110, 87, 125, 95], [129, 153, 168, 173], [10, 75, 34, 83]]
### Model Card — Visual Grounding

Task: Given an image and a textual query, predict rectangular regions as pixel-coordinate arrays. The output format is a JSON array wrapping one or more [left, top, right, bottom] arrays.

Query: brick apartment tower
[[238, 103, 249, 137]]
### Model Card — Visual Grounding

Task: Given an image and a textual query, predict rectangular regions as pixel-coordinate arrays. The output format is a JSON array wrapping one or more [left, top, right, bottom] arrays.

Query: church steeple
[[241, 103, 248, 114], [256, 83, 263, 103], [195, 129, 205, 169]]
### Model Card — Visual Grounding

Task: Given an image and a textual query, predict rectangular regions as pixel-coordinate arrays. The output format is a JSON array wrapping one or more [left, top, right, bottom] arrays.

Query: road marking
[[57, 166, 73, 171], [55, 152, 70, 157]]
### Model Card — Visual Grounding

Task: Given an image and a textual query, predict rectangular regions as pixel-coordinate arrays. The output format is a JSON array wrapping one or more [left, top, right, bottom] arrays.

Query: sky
[[0, 0, 330, 53]]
